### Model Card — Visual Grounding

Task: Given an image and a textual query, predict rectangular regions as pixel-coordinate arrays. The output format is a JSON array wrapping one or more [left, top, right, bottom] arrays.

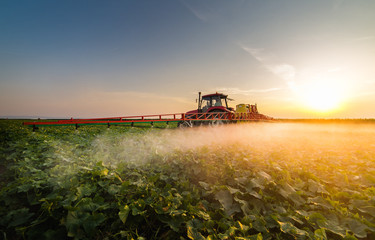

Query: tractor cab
[[187, 92, 234, 114], [200, 93, 230, 112]]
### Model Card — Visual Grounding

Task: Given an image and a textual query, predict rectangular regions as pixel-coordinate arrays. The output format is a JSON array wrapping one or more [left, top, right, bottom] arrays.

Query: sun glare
[[303, 83, 341, 111], [298, 78, 347, 113]]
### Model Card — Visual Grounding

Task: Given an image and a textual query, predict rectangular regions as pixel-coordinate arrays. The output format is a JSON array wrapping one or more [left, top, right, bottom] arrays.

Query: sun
[[298, 79, 346, 113]]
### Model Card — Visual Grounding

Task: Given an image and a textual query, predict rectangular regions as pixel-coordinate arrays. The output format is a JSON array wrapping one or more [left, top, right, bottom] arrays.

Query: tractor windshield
[[201, 98, 212, 112], [212, 96, 223, 107], [201, 95, 226, 112]]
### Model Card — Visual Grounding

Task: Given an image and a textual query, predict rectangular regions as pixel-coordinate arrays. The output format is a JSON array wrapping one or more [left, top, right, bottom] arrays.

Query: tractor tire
[[178, 120, 193, 129], [207, 110, 226, 126], [209, 119, 224, 126]]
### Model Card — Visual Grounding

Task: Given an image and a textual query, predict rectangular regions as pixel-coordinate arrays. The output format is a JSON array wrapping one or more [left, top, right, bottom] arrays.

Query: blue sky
[[1, 0, 375, 118]]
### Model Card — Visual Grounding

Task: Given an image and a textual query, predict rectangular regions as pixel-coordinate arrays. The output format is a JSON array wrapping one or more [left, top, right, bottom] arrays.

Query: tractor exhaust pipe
[[198, 92, 202, 112]]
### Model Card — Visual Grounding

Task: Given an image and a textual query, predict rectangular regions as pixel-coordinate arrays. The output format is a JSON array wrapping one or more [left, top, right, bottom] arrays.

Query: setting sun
[[302, 82, 342, 112], [296, 76, 350, 113]]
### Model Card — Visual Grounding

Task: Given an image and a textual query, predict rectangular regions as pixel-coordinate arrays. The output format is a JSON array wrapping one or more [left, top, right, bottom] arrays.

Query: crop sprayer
[[23, 92, 272, 131]]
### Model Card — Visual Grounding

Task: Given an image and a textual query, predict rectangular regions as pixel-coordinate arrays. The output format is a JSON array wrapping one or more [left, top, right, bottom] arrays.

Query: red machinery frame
[[23, 112, 272, 130]]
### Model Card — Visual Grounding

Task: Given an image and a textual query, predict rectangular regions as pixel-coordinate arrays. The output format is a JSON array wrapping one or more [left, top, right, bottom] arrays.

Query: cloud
[[240, 46, 269, 62], [269, 64, 295, 82], [350, 36, 375, 42], [239, 44, 296, 82], [332, 0, 345, 11], [180, 0, 208, 21], [180, 0, 244, 22]]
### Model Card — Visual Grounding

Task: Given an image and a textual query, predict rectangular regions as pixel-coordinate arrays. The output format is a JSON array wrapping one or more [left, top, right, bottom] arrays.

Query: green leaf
[[227, 186, 241, 195], [6, 208, 34, 227], [279, 183, 296, 198], [235, 233, 263, 240], [295, 210, 309, 218], [278, 221, 309, 237], [343, 232, 359, 240], [199, 181, 211, 190], [357, 206, 375, 218], [314, 213, 346, 238], [343, 218, 369, 239], [264, 215, 279, 229], [131, 199, 146, 216], [100, 168, 109, 176], [234, 196, 252, 215], [308, 196, 333, 210], [245, 178, 265, 191], [195, 210, 211, 220], [249, 190, 262, 199], [119, 205, 130, 224], [279, 183, 304, 206], [82, 212, 106, 233], [314, 228, 327, 240], [252, 218, 268, 233], [158, 214, 185, 232], [107, 184, 121, 195], [257, 171, 272, 181], [215, 189, 241, 216], [65, 210, 84, 237], [288, 215, 304, 225], [235, 220, 250, 234], [308, 179, 328, 194], [187, 219, 205, 240], [76, 184, 97, 198], [77, 197, 101, 212], [249, 233, 263, 240]]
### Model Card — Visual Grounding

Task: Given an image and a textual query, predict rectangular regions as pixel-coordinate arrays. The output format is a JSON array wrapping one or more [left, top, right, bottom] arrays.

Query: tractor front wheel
[[178, 120, 193, 128], [207, 110, 226, 126], [209, 119, 224, 126]]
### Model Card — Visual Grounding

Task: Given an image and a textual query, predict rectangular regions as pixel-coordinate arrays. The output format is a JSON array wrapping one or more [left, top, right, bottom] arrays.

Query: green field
[[1, 120, 375, 240]]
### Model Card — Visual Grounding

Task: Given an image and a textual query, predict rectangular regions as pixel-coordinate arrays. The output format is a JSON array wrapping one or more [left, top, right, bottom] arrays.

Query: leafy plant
[[1, 120, 375, 239]]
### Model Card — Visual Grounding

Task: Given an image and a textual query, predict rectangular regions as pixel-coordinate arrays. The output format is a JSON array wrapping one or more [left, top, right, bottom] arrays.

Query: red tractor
[[180, 92, 234, 127], [186, 92, 234, 115], [177, 91, 270, 127]]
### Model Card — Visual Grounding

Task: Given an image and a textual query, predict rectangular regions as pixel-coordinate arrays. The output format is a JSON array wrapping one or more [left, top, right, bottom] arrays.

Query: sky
[[1, 0, 375, 118]]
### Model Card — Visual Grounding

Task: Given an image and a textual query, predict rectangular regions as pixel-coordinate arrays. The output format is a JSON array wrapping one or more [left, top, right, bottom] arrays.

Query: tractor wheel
[[178, 120, 193, 129], [207, 110, 226, 126], [209, 119, 224, 126]]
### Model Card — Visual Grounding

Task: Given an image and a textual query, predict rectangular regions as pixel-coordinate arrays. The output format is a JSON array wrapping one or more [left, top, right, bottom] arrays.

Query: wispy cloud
[[241, 47, 269, 62], [332, 0, 345, 11], [269, 64, 296, 82], [239, 44, 296, 82], [180, 0, 208, 22], [350, 36, 375, 42]]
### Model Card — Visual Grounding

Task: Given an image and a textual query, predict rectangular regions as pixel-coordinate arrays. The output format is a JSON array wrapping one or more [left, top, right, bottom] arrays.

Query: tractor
[[187, 92, 234, 115], [179, 92, 235, 127]]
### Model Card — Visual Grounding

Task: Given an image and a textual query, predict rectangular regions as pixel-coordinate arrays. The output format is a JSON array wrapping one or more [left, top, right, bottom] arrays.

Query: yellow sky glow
[[292, 69, 354, 114]]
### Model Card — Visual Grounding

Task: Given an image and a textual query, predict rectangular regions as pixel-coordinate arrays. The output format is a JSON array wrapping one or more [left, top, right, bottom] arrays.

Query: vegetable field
[[1, 120, 375, 240]]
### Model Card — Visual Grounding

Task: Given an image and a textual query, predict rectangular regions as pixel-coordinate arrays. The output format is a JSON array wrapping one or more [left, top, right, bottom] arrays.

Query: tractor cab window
[[201, 98, 212, 112], [212, 96, 222, 107]]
